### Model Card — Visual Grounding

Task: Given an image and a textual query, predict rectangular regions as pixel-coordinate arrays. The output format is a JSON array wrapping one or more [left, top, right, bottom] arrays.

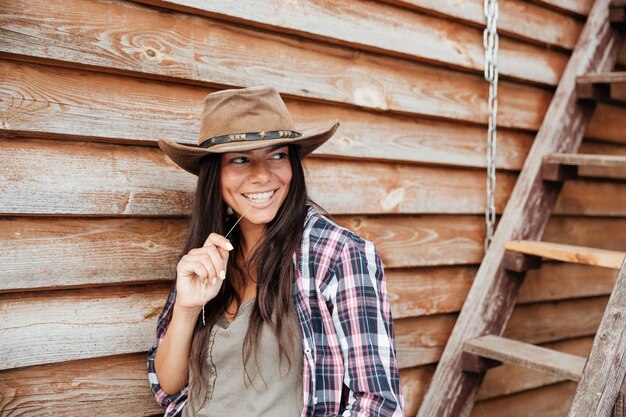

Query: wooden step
[[505, 241, 626, 269], [463, 335, 586, 381], [577, 71, 626, 101], [544, 153, 626, 168], [542, 153, 626, 181]]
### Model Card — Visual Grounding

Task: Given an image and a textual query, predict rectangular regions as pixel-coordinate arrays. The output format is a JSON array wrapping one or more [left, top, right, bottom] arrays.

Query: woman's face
[[220, 145, 292, 231]]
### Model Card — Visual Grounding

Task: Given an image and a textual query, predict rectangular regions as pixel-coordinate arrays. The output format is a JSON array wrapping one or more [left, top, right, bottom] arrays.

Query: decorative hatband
[[199, 130, 302, 148]]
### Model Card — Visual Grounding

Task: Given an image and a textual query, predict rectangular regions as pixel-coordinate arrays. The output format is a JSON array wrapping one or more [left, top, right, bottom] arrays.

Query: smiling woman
[[148, 86, 404, 417]]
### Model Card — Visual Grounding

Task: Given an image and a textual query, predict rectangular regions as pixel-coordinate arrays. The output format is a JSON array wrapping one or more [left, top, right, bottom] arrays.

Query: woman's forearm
[[154, 303, 200, 395]]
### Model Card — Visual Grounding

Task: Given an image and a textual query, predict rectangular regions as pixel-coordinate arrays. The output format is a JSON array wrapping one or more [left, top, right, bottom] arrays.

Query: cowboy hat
[[158, 86, 339, 175]]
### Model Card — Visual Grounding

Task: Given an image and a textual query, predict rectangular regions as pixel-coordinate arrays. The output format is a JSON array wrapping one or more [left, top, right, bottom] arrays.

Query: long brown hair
[[164, 145, 310, 402]]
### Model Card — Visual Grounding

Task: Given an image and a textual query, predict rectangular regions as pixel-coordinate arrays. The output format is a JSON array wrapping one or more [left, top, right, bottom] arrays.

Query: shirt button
[[304, 348, 312, 354], [314, 396, 319, 405]]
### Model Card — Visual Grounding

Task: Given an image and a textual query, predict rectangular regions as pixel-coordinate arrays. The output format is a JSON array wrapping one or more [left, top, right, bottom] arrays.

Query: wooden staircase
[[416, 1, 626, 416]]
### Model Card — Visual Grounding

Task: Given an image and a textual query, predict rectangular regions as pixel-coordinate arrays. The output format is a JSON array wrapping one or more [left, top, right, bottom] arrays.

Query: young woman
[[148, 86, 404, 417]]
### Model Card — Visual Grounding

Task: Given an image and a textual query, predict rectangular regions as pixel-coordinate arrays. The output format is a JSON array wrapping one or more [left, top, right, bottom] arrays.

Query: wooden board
[[504, 241, 626, 269], [463, 335, 586, 381], [128, 0, 568, 85], [530, 0, 594, 16], [479, 336, 594, 400], [0, 137, 523, 216], [471, 381, 578, 417], [0, 60, 534, 170], [3, 136, 626, 217], [379, 0, 582, 50], [567, 258, 626, 417], [0, 0, 565, 132], [0, 353, 163, 416], [544, 153, 626, 167]]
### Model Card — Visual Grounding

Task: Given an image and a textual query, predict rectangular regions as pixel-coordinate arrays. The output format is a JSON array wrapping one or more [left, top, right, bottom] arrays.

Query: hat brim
[[158, 120, 339, 175]]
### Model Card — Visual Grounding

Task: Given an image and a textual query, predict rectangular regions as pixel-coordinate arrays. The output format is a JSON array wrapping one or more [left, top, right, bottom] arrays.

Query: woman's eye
[[231, 156, 247, 164], [270, 152, 288, 160]]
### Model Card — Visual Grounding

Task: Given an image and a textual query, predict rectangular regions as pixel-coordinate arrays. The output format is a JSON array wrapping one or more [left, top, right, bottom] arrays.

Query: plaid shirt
[[147, 206, 404, 416]]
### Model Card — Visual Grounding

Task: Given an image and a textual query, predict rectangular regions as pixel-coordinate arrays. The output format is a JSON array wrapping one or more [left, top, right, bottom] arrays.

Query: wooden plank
[[0, 137, 519, 216], [504, 241, 626, 269], [0, 0, 563, 131], [0, 353, 162, 416], [417, 0, 624, 410], [3, 136, 626, 218], [129, 0, 568, 85], [577, 72, 626, 101], [588, 103, 626, 145], [0, 284, 169, 370], [530, 0, 594, 16], [464, 335, 586, 381], [0, 60, 535, 170], [0, 216, 483, 294], [544, 217, 626, 252], [479, 337, 595, 400], [568, 258, 626, 417], [378, 0, 583, 50], [545, 153, 626, 167], [472, 381, 578, 417], [401, 366, 436, 417]]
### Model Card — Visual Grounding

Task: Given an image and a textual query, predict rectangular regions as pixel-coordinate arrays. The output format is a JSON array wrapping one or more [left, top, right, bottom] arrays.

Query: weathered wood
[[0, 59, 535, 170], [568, 258, 626, 417], [417, 0, 624, 412], [545, 152, 626, 167], [530, 0, 594, 16], [577, 72, 626, 100], [0, 1, 565, 131], [0, 284, 169, 370], [502, 251, 543, 273], [3, 137, 626, 218], [379, 0, 583, 50], [461, 352, 502, 374], [0, 137, 518, 216], [479, 336, 595, 400], [542, 163, 580, 181], [505, 241, 626, 269], [129, 0, 567, 85], [472, 381, 578, 417], [0, 353, 163, 416], [464, 335, 586, 381]]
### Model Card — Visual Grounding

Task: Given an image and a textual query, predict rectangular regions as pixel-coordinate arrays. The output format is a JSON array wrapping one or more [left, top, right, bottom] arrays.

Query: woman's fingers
[[205, 232, 234, 252]]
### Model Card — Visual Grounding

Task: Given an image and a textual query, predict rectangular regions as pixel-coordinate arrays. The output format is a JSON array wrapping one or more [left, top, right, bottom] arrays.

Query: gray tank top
[[182, 298, 304, 417]]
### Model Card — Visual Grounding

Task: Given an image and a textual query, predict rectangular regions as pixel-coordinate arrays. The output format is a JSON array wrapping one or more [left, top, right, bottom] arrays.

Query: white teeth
[[243, 190, 274, 203]]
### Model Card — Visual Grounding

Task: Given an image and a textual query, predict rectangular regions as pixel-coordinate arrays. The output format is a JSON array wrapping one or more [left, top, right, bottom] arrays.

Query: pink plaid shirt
[[148, 206, 404, 416]]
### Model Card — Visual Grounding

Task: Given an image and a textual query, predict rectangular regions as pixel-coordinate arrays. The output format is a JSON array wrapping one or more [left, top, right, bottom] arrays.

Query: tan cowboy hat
[[158, 86, 339, 175]]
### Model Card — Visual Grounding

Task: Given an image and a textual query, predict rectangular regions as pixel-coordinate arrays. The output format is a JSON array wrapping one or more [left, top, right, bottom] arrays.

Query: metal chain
[[484, 0, 499, 252]]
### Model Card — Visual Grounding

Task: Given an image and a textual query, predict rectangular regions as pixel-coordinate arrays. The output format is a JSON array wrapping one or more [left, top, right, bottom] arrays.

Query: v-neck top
[[182, 298, 304, 417]]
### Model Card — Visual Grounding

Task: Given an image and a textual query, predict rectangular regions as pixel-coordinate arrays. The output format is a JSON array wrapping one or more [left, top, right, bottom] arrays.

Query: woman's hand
[[174, 232, 234, 313]]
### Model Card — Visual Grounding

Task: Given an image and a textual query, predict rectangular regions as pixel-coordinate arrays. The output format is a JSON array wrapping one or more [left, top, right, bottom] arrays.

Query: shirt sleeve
[[330, 236, 405, 417], [147, 285, 189, 415]]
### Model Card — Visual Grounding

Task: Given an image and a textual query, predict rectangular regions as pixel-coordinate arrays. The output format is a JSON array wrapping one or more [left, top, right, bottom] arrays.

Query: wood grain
[[381, 0, 583, 50], [567, 258, 626, 417], [531, 0, 594, 16], [128, 0, 568, 85], [0, 353, 162, 416], [464, 335, 586, 381], [504, 241, 626, 269], [0, 60, 534, 169]]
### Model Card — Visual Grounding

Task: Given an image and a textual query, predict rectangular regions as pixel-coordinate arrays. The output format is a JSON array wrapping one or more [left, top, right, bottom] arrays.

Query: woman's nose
[[248, 160, 271, 183]]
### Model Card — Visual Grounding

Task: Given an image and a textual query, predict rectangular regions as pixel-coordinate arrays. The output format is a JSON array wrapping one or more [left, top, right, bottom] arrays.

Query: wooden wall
[[1, 0, 625, 415]]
